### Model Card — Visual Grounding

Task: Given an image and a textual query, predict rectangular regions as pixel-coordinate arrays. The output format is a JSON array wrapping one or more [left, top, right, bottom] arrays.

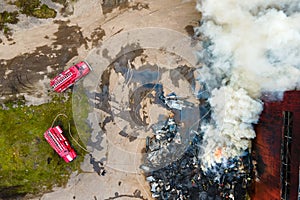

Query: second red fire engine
[[44, 126, 77, 163], [50, 61, 92, 93]]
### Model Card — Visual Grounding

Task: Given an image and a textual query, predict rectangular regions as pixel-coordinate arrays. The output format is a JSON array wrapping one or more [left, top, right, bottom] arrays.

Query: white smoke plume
[[196, 0, 300, 169]]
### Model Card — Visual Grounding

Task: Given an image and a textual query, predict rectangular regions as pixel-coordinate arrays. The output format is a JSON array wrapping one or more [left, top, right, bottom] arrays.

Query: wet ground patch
[[51, 0, 77, 16], [170, 64, 196, 88], [0, 20, 86, 100], [88, 26, 106, 48], [101, 0, 149, 15], [101, 0, 129, 15], [185, 25, 194, 37], [104, 189, 148, 200]]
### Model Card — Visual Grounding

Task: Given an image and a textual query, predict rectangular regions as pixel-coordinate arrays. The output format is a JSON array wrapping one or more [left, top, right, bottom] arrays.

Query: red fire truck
[[44, 126, 77, 163], [50, 61, 92, 92]]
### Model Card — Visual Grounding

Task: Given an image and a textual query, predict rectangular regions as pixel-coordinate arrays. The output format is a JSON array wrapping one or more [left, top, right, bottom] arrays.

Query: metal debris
[[144, 116, 183, 168], [160, 92, 194, 110], [142, 91, 252, 200]]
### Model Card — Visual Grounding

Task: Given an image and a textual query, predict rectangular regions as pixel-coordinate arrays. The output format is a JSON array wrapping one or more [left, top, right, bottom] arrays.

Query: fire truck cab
[[50, 61, 92, 93], [44, 126, 77, 163]]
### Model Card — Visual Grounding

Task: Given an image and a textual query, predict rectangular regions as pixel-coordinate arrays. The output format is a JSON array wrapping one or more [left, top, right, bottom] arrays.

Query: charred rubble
[[141, 90, 253, 200]]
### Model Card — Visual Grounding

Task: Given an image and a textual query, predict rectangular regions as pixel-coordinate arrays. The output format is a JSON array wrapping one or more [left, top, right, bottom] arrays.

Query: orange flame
[[214, 147, 222, 159]]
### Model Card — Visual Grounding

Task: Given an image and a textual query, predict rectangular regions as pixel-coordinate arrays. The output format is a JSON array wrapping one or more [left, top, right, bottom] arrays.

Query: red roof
[[251, 90, 300, 200]]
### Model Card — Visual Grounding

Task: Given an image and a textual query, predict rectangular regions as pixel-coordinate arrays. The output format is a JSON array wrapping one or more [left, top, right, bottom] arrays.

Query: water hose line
[[51, 113, 89, 153]]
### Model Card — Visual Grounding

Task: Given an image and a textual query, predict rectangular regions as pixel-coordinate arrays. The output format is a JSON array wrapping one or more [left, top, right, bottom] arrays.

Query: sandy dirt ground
[[0, 0, 200, 199]]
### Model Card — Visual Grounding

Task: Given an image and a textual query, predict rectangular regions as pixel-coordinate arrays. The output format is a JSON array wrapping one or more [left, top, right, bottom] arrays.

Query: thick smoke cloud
[[196, 0, 300, 169]]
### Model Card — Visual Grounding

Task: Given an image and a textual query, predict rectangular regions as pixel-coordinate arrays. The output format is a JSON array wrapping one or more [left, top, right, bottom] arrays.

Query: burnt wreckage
[[141, 86, 253, 200]]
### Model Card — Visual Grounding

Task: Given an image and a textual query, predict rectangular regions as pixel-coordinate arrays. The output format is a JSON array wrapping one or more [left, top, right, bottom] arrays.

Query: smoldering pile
[[141, 91, 253, 200], [142, 120, 253, 200]]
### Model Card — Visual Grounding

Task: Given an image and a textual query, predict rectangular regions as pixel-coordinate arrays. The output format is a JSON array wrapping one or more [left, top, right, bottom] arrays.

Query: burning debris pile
[[142, 117, 253, 200], [141, 90, 253, 199]]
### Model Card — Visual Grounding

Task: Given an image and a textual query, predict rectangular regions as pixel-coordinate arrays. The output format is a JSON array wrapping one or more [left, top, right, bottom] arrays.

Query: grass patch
[[32, 4, 57, 19], [14, 0, 40, 16], [0, 94, 86, 198], [14, 0, 57, 18], [0, 11, 19, 35], [0, 11, 19, 28]]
